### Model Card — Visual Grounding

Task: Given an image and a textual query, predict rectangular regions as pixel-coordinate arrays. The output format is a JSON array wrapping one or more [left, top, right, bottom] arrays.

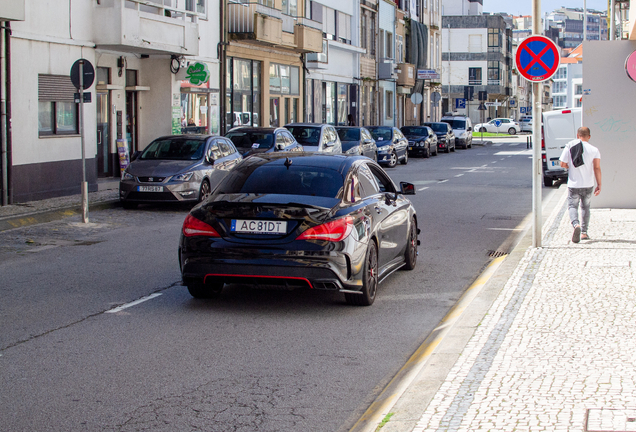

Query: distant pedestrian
[[559, 126, 601, 243]]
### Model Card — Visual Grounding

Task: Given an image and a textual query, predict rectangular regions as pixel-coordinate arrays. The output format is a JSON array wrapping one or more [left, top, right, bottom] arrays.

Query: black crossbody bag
[[570, 140, 584, 168]]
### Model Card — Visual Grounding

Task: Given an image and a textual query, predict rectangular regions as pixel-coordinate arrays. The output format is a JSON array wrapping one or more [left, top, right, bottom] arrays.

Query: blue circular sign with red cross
[[516, 36, 560, 82]]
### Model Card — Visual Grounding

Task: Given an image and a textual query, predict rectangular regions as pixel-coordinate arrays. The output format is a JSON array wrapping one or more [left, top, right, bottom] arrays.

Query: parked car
[[366, 126, 409, 167], [335, 126, 377, 160], [225, 127, 303, 157], [179, 153, 418, 306], [440, 114, 473, 149], [400, 126, 438, 158], [422, 122, 456, 153], [474, 118, 520, 135], [120, 135, 242, 209], [519, 115, 533, 133], [542, 108, 581, 187], [285, 123, 342, 154]]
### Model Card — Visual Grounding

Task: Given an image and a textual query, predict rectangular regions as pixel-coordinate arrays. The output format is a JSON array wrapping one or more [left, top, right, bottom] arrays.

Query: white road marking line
[[508, 142, 520, 146], [106, 293, 163, 314], [455, 174, 464, 177], [492, 143, 503, 147], [494, 150, 533, 156], [438, 179, 449, 183], [418, 187, 429, 191], [487, 228, 524, 231]]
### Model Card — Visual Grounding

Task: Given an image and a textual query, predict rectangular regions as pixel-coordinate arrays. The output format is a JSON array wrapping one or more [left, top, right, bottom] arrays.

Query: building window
[[575, 84, 583, 95], [385, 31, 393, 59], [370, 13, 376, 56], [552, 81, 567, 94], [397, 35, 404, 63], [488, 28, 501, 51], [337, 11, 351, 44], [379, 29, 385, 58], [281, 0, 297, 16], [469, 67, 482, 85], [555, 67, 567, 79], [488, 61, 500, 84], [385, 90, 393, 119], [270, 64, 300, 95], [553, 95, 567, 108], [361, 15, 367, 50], [38, 74, 78, 136], [226, 58, 261, 129]]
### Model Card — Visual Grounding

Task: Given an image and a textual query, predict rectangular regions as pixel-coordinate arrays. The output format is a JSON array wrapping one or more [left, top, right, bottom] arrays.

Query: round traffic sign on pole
[[70, 59, 95, 89], [431, 92, 441, 103], [410, 93, 423, 104], [515, 36, 560, 82], [625, 50, 636, 82]]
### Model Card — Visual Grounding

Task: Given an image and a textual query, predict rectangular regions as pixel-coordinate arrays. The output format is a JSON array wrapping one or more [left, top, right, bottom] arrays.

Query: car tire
[[450, 142, 456, 152], [387, 151, 398, 168], [199, 179, 211, 203], [424, 146, 430, 158], [445, 142, 451, 153], [468, 140, 472, 149], [402, 218, 418, 271], [122, 201, 138, 210], [543, 176, 553, 187], [508, 128, 517, 135], [345, 241, 378, 306], [400, 150, 408, 165], [433, 145, 439, 156], [480, 127, 487, 133], [187, 279, 224, 299]]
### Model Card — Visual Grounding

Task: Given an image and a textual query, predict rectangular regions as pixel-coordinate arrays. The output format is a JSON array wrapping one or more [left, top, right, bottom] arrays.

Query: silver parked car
[[284, 123, 343, 154], [119, 135, 242, 209]]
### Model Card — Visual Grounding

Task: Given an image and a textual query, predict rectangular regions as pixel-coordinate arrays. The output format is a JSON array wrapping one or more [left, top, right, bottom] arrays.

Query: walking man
[[559, 126, 602, 243]]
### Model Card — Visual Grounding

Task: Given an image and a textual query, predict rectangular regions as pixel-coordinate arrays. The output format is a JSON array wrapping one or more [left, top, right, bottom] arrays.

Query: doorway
[[96, 92, 111, 177], [269, 97, 280, 127], [125, 91, 138, 154]]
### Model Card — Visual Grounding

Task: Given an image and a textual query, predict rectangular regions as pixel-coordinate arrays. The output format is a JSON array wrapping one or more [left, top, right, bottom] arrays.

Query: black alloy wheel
[[199, 179, 211, 203], [403, 218, 418, 270], [480, 127, 487, 133], [345, 241, 378, 306], [400, 149, 408, 165], [187, 279, 224, 299]]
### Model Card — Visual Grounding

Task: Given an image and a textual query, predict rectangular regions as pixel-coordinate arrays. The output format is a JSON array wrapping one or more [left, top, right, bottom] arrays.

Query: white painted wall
[[582, 40, 636, 208]]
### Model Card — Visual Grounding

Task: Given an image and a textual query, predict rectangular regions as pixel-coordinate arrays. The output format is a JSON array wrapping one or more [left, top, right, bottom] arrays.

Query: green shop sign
[[186, 62, 210, 86]]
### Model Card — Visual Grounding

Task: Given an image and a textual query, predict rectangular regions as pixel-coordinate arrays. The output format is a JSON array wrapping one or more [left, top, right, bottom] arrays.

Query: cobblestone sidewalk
[[412, 199, 636, 432]]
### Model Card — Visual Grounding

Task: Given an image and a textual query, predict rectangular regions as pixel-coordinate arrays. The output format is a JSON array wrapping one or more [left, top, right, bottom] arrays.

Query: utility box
[[378, 60, 397, 80], [0, 0, 25, 21]]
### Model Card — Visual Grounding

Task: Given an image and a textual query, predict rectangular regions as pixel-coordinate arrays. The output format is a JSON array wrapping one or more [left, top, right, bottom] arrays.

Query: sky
[[483, 0, 609, 17]]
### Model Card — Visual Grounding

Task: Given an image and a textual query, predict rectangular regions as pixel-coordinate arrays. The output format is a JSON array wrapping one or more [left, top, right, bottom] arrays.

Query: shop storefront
[[305, 79, 357, 126]]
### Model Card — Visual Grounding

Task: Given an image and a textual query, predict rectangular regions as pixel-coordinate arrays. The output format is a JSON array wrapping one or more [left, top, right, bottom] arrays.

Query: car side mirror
[[205, 152, 214, 164], [467, 127, 472, 131], [275, 143, 285, 150], [131, 151, 141, 161], [399, 182, 416, 195], [324, 141, 335, 147]]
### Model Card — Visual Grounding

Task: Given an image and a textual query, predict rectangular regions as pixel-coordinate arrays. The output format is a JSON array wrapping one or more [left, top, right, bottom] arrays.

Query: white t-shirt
[[559, 139, 601, 188]]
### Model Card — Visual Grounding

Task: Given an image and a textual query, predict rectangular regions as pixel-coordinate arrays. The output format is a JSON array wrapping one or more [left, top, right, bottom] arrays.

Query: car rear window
[[336, 128, 361, 142], [218, 165, 343, 198], [368, 128, 392, 142], [140, 139, 205, 160], [226, 132, 274, 150], [424, 123, 447, 133], [287, 126, 321, 145], [401, 127, 429, 136], [441, 119, 466, 129]]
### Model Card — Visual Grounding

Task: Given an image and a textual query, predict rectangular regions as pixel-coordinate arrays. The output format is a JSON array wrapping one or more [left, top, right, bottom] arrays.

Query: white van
[[440, 114, 473, 149], [542, 108, 582, 187]]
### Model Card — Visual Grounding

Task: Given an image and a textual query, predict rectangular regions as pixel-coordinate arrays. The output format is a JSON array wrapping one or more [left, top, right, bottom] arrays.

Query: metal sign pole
[[532, 0, 541, 247], [79, 60, 88, 223]]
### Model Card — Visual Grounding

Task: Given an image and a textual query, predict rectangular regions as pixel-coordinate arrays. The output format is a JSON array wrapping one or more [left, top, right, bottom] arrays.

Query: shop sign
[[186, 62, 210, 86], [172, 106, 182, 135]]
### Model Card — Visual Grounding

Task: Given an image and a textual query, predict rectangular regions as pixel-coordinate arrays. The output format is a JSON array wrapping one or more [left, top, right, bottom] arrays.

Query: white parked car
[[518, 115, 533, 133], [474, 118, 520, 135]]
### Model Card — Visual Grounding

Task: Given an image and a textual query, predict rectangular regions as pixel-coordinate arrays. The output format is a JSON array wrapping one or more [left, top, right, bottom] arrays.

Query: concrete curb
[[0, 200, 121, 232]]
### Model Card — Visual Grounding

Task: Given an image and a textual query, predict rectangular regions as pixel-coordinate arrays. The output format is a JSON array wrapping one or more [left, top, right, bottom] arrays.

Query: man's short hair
[[577, 126, 591, 138]]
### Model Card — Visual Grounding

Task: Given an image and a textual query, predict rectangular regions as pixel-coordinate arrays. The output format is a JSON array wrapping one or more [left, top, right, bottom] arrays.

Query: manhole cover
[[587, 408, 636, 432]]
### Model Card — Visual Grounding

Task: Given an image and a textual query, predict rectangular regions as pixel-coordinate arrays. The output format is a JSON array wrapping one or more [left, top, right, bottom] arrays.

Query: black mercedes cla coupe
[[179, 153, 419, 306]]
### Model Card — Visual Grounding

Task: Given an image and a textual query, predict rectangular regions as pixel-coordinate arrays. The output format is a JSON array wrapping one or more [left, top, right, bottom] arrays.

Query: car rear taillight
[[182, 214, 221, 237], [541, 125, 545, 150], [542, 154, 547, 163], [296, 216, 354, 242]]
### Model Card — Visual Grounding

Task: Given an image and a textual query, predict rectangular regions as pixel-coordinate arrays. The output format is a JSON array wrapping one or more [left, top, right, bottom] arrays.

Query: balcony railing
[[125, 0, 201, 22], [469, 79, 482, 85], [488, 79, 502, 85], [227, 1, 281, 33]]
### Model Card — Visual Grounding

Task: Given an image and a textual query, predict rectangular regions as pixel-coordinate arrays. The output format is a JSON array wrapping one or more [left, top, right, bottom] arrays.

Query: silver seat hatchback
[[119, 135, 242, 208]]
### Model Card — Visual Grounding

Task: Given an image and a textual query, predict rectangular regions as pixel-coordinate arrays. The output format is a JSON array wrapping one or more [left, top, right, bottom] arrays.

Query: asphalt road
[[0, 140, 553, 432]]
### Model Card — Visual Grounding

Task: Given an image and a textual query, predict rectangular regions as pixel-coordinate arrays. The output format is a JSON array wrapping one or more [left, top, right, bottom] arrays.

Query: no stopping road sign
[[516, 36, 560, 82]]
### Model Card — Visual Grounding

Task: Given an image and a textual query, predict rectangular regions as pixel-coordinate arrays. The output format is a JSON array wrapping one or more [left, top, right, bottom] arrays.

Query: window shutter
[[38, 75, 76, 102]]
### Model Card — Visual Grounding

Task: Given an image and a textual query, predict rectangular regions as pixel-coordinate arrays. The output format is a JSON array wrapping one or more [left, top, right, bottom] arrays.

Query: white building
[[2, 0, 221, 203]]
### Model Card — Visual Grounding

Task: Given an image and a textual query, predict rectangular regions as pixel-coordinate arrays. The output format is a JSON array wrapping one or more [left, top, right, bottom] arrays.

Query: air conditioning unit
[[378, 59, 397, 80]]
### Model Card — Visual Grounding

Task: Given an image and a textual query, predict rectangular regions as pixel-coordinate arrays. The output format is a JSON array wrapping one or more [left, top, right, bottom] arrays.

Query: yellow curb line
[[349, 254, 507, 432]]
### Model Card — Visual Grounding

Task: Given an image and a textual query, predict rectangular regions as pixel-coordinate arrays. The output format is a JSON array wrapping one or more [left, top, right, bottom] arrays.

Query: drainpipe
[[1, 22, 12, 205], [219, 0, 227, 135]]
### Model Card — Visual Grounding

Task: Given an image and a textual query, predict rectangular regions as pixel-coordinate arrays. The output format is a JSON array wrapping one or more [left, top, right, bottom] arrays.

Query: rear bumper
[[180, 245, 365, 291], [542, 162, 568, 180]]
